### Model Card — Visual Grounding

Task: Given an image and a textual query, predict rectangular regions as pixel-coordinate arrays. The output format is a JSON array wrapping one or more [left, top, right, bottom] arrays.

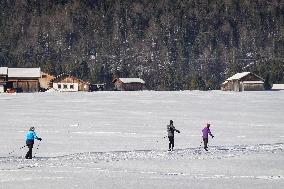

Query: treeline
[[0, 0, 283, 90]]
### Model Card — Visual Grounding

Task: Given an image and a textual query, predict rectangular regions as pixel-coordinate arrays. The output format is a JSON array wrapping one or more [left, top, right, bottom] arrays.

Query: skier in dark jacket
[[167, 120, 180, 151], [202, 123, 214, 151], [25, 127, 42, 159]]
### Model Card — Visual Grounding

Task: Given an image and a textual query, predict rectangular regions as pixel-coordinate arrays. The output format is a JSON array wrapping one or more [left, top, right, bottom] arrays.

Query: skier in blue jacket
[[25, 127, 42, 159]]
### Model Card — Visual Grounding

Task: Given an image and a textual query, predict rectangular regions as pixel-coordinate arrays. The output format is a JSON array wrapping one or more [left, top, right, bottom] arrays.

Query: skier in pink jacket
[[202, 123, 214, 151]]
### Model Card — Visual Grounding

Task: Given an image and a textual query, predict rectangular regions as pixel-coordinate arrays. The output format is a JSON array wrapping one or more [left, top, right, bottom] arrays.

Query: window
[[58, 84, 61, 89], [63, 84, 68, 89], [70, 84, 74, 89]]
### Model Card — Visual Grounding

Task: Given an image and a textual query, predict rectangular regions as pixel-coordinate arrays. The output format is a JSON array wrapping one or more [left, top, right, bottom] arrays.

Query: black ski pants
[[203, 138, 208, 150], [25, 142, 34, 159], [168, 136, 174, 150]]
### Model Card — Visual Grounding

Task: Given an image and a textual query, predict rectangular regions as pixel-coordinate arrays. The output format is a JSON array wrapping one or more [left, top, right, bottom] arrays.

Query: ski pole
[[8, 145, 26, 156]]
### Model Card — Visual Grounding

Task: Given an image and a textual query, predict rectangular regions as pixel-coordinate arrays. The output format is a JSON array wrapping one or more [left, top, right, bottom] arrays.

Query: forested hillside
[[0, 0, 283, 90]]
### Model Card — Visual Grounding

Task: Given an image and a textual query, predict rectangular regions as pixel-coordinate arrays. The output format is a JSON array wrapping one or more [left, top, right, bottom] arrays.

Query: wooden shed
[[221, 72, 264, 92], [50, 73, 89, 92], [7, 67, 41, 92], [112, 78, 145, 91]]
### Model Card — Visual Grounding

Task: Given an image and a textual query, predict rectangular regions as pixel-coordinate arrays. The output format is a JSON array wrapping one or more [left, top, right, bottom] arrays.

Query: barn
[[6, 67, 41, 92], [221, 72, 264, 92], [50, 73, 90, 92], [112, 78, 145, 91]]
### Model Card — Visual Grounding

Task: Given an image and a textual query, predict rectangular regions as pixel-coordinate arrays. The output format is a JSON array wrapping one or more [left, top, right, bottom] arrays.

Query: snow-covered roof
[[242, 81, 264, 84], [227, 72, 251, 81], [272, 84, 284, 90], [0, 67, 8, 75], [119, 78, 145, 84], [8, 68, 41, 78], [50, 72, 90, 84], [222, 81, 228, 85]]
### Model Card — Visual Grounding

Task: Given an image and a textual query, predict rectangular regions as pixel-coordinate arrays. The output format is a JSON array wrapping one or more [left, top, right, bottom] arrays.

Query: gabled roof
[[116, 78, 145, 84], [226, 72, 264, 81], [50, 73, 89, 84], [227, 72, 251, 81], [0, 67, 8, 75], [8, 68, 41, 78]]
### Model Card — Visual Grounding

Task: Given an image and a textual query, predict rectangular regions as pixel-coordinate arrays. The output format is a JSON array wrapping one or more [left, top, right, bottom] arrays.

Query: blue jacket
[[26, 131, 39, 141]]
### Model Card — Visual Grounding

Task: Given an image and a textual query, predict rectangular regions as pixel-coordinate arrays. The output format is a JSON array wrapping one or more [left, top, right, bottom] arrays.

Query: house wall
[[122, 83, 144, 91], [78, 83, 89, 91], [9, 79, 39, 92], [53, 83, 79, 92], [232, 81, 240, 91], [242, 83, 264, 91], [229, 81, 264, 91], [52, 76, 89, 92], [0, 85, 4, 93], [221, 82, 231, 91]]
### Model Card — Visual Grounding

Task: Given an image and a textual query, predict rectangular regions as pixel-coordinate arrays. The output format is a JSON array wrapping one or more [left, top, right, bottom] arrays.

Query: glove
[[176, 130, 180, 133], [211, 135, 214, 138], [38, 138, 42, 141]]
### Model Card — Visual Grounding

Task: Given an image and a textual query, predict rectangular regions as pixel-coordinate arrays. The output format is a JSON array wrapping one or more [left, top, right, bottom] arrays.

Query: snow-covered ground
[[0, 91, 283, 189]]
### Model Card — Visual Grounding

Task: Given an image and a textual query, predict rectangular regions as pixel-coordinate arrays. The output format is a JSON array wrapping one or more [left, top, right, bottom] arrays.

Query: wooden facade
[[7, 79, 40, 92], [112, 78, 145, 91], [50, 73, 89, 92], [221, 72, 264, 92]]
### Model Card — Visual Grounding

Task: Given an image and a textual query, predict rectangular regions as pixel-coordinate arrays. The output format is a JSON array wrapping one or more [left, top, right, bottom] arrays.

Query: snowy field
[[0, 90, 283, 189]]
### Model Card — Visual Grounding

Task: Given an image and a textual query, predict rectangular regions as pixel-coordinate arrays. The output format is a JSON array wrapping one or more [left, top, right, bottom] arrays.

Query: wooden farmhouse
[[221, 72, 264, 92], [112, 78, 145, 91], [0, 67, 41, 92], [50, 73, 90, 92]]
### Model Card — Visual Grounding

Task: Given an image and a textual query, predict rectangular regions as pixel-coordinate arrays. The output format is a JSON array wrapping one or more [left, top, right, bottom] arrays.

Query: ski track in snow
[[0, 143, 283, 171]]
